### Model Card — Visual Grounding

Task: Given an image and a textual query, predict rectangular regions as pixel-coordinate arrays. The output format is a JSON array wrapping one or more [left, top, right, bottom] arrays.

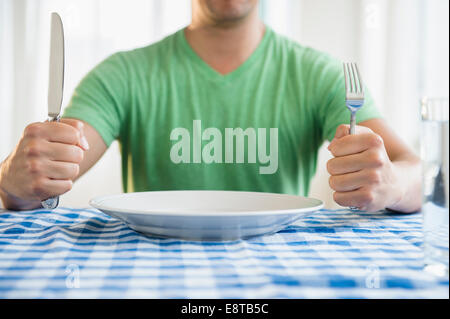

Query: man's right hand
[[0, 118, 89, 210]]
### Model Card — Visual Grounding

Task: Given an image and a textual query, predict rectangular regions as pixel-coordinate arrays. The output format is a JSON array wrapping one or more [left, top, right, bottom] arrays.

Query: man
[[0, 0, 420, 212]]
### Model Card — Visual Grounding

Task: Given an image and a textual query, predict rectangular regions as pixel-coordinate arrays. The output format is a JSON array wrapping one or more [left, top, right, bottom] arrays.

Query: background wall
[[0, 0, 449, 208]]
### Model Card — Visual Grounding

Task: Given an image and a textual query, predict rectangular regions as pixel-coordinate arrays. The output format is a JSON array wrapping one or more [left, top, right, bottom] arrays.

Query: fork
[[343, 63, 365, 211], [343, 62, 365, 135]]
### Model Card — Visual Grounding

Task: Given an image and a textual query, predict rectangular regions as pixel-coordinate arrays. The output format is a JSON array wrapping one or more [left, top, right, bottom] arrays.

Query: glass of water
[[421, 97, 449, 277]]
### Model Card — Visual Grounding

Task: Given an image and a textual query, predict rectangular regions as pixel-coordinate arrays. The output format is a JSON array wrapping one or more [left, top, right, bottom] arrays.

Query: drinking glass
[[421, 97, 449, 277]]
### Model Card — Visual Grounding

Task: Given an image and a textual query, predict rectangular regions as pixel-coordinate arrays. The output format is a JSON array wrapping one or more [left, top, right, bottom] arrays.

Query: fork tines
[[343, 62, 364, 100]]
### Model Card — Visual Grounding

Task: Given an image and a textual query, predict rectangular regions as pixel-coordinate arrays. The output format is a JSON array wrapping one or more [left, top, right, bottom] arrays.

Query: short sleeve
[[310, 53, 383, 142], [62, 53, 129, 147]]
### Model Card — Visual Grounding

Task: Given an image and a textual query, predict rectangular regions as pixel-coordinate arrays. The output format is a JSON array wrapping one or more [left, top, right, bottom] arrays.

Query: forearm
[[386, 154, 422, 213]]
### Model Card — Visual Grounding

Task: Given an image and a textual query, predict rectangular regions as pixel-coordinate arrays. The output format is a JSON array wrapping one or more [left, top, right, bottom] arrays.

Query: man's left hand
[[326, 124, 403, 212]]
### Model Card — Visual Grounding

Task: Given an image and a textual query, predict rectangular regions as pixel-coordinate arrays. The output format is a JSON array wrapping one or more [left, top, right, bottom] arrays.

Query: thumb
[[60, 118, 90, 150], [327, 124, 350, 150], [332, 123, 374, 140], [327, 124, 375, 150], [333, 124, 351, 140]]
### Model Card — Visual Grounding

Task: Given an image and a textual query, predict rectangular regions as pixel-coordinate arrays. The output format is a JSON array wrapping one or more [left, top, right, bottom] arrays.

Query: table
[[0, 207, 448, 298]]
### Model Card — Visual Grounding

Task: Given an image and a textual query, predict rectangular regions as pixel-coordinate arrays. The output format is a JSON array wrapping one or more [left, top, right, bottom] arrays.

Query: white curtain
[[263, 0, 449, 148], [0, 0, 191, 157], [0, 0, 14, 156], [0, 0, 192, 207], [262, 0, 449, 208], [1, 0, 448, 208]]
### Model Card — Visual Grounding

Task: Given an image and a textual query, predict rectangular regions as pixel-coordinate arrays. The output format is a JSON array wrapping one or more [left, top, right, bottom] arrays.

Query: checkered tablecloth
[[0, 207, 448, 299]]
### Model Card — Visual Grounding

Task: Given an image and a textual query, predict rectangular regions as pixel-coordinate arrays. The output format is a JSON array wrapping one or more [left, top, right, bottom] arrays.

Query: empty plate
[[90, 190, 323, 241]]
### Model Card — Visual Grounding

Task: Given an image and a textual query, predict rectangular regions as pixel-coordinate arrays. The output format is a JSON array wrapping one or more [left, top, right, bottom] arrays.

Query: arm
[[0, 119, 107, 211], [74, 119, 108, 180], [360, 118, 421, 212], [326, 118, 421, 213]]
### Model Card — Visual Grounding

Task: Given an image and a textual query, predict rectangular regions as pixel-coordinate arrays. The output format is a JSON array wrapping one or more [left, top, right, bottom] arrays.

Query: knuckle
[[62, 118, 84, 129], [62, 125, 80, 144], [369, 134, 384, 148], [360, 126, 374, 134], [73, 128, 81, 141], [333, 192, 346, 206], [326, 160, 332, 173], [328, 145, 339, 157], [31, 178, 47, 197], [27, 159, 42, 175], [368, 170, 381, 184], [24, 123, 42, 138], [59, 123, 80, 144], [333, 192, 339, 202], [329, 176, 337, 190], [360, 190, 374, 205], [69, 163, 80, 179], [369, 150, 384, 167], [59, 180, 73, 195], [25, 140, 42, 157], [73, 147, 84, 163], [64, 180, 73, 193], [326, 159, 336, 175], [74, 120, 84, 131]]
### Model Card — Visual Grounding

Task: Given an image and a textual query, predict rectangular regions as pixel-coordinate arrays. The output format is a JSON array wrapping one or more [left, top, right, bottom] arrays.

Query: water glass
[[421, 97, 449, 277]]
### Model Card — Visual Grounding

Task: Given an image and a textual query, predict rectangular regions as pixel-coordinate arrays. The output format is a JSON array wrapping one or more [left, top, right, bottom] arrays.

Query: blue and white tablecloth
[[0, 207, 448, 298]]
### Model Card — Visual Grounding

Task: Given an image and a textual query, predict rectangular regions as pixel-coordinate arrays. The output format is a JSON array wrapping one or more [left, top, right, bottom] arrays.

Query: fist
[[326, 124, 402, 212], [0, 119, 89, 204]]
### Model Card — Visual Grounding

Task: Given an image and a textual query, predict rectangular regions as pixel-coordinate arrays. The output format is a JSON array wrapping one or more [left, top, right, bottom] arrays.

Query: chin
[[203, 0, 258, 22]]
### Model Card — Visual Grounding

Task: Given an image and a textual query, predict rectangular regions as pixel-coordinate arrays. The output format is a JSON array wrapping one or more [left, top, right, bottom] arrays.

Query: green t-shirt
[[63, 26, 381, 196]]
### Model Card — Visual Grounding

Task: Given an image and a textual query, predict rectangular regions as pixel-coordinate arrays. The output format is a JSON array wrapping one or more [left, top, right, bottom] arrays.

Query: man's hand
[[0, 119, 89, 210], [326, 124, 404, 212]]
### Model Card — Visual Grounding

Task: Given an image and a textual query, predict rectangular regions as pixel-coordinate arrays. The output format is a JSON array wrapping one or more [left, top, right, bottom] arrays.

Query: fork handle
[[349, 111, 359, 210], [350, 112, 356, 135]]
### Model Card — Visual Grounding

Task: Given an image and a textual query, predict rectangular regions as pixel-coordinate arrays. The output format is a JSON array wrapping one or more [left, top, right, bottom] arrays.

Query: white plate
[[90, 190, 323, 241]]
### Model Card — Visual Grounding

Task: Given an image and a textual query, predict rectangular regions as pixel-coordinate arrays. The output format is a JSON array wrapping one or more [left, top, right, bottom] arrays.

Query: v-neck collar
[[177, 25, 273, 83]]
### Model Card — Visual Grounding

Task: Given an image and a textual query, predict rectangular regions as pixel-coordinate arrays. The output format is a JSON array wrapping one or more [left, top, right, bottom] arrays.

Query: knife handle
[[41, 115, 61, 210]]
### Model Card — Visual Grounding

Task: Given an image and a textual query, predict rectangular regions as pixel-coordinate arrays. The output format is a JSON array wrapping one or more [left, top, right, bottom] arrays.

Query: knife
[[41, 12, 65, 210]]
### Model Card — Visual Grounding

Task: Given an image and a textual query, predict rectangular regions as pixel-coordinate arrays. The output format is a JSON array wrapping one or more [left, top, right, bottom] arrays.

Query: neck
[[184, 8, 265, 75]]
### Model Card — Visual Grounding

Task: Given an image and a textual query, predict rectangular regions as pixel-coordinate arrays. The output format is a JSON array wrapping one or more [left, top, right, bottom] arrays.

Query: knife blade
[[41, 12, 64, 210], [47, 12, 64, 119]]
